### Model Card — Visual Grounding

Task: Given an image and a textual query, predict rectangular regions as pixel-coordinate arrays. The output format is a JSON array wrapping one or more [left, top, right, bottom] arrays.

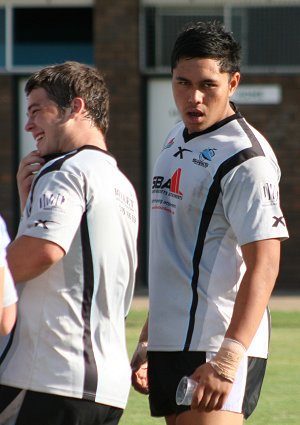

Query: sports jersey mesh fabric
[[0, 146, 139, 409], [148, 113, 288, 357]]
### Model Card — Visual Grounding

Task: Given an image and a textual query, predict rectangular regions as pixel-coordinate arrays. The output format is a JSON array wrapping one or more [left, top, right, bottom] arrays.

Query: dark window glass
[[142, 5, 300, 72], [143, 7, 156, 68], [0, 9, 5, 67], [142, 8, 223, 69], [160, 14, 223, 68], [13, 7, 93, 66], [247, 7, 300, 66]]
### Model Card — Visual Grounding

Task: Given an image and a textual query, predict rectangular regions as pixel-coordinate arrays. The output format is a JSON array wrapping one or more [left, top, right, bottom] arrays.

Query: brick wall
[[94, 0, 146, 284], [0, 1, 297, 291], [238, 74, 299, 291], [0, 76, 17, 238]]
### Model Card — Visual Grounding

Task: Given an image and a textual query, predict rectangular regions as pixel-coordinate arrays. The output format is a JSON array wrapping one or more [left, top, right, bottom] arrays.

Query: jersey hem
[[0, 381, 128, 409]]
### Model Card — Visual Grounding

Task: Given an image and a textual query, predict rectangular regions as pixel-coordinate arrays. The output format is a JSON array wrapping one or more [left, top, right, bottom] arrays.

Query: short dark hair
[[25, 61, 109, 134], [171, 21, 241, 74]]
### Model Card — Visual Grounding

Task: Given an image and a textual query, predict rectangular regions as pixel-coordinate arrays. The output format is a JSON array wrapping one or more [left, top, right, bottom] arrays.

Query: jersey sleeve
[[222, 155, 289, 246], [0, 216, 17, 307], [21, 169, 86, 253], [0, 215, 10, 263], [2, 262, 18, 307]]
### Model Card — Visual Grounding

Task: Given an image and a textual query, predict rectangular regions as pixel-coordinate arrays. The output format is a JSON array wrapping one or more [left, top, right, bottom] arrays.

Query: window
[[241, 7, 300, 67], [0, 9, 5, 67], [141, 7, 223, 71], [13, 8, 93, 67], [0, 5, 93, 71], [141, 5, 300, 74]]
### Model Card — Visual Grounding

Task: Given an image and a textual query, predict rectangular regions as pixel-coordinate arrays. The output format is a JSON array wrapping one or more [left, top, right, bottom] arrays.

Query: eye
[[29, 109, 40, 119], [203, 82, 217, 89], [178, 80, 190, 86]]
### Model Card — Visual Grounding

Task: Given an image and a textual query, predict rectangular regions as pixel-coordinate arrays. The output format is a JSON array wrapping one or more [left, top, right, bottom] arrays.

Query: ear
[[228, 72, 241, 97], [70, 97, 85, 114]]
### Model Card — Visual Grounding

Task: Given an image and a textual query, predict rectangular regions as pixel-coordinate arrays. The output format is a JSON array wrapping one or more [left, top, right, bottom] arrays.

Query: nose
[[188, 88, 203, 104], [24, 117, 34, 132]]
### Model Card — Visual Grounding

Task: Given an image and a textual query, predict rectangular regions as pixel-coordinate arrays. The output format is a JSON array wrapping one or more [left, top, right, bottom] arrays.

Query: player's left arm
[[189, 238, 281, 412], [225, 237, 280, 348], [7, 235, 65, 284]]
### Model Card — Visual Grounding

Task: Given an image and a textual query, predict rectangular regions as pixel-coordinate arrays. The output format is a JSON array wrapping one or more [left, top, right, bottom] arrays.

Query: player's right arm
[[131, 317, 149, 394], [17, 150, 45, 211]]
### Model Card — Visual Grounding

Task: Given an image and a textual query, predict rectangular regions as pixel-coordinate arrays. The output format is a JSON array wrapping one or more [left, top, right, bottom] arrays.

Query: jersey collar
[[183, 102, 242, 143]]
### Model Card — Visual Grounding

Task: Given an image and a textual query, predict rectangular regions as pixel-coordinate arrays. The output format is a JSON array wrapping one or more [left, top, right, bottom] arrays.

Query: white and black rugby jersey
[[0, 216, 17, 308], [0, 146, 139, 409], [148, 111, 288, 358]]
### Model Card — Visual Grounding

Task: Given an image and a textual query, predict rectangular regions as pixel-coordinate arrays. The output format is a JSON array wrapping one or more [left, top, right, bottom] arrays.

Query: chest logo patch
[[193, 148, 217, 167]]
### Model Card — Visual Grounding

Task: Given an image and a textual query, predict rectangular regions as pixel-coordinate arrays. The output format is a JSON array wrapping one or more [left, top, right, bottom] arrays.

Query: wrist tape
[[209, 338, 246, 383]]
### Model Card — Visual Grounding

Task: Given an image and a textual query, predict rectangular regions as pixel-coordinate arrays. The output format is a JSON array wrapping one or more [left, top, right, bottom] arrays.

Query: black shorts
[[147, 351, 267, 420], [0, 385, 123, 425]]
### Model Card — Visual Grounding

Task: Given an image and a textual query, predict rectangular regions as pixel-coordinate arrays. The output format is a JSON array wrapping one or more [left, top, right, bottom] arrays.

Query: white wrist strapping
[[209, 338, 246, 383]]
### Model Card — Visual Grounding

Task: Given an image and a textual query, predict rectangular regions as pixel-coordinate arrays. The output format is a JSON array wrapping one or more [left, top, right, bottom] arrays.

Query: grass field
[[121, 309, 300, 425]]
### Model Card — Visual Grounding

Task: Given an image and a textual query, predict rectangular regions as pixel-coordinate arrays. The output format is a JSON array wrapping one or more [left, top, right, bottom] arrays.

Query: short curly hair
[[25, 61, 109, 134]]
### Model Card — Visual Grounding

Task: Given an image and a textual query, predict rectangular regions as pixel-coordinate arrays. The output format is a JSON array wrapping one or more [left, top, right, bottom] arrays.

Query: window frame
[[0, 2, 93, 74], [140, 4, 300, 75]]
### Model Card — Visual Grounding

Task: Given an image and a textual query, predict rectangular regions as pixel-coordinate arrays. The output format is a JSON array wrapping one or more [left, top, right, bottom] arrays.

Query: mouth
[[35, 133, 44, 142], [187, 110, 204, 120], [34, 133, 45, 148]]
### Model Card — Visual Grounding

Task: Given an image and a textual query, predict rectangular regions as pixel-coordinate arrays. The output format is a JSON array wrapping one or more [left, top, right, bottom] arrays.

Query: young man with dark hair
[[0, 61, 139, 425], [132, 21, 288, 425]]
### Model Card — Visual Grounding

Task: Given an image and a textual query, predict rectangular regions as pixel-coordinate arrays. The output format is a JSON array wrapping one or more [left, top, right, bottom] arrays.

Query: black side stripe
[[183, 119, 265, 350], [81, 211, 98, 400], [24, 146, 101, 399], [27, 145, 107, 215]]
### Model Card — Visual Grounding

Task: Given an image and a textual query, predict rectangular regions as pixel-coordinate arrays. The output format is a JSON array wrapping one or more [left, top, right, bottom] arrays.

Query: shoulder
[[162, 121, 185, 149]]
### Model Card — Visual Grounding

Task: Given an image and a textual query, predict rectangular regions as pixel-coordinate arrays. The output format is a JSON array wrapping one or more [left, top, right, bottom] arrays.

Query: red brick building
[[0, 0, 298, 291]]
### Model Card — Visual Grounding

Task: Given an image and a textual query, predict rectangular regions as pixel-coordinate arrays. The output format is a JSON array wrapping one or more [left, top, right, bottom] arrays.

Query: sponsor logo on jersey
[[272, 216, 286, 228], [163, 137, 175, 150], [39, 191, 66, 210], [261, 182, 279, 205], [152, 168, 183, 214], [29, 219, 56, 229], [152, 168, 183, 197], [193, 148, 217, 167], [173, 146, 192, 159], [115, 188, 137, 224]]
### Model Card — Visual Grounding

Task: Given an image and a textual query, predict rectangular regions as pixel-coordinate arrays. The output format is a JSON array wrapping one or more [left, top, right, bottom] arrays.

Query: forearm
[[207, 239, 280, 384], [226, 239, 280, 349], [131, 316, 149, 394], [0, 267, 4, 326], [131, 316, 149, 366], [138, 316, 148, 342]]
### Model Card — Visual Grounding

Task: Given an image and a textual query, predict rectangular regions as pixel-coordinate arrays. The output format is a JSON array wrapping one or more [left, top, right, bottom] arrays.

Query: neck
[[60, 126, 107, 153]]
